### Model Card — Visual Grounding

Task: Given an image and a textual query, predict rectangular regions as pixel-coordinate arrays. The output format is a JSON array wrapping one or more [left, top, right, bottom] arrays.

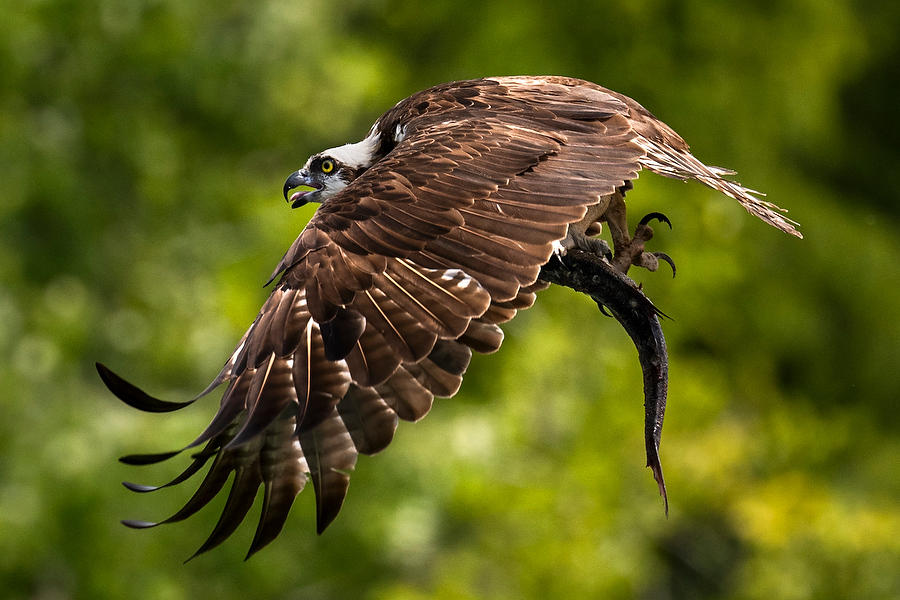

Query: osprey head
[[284, 132, 382, 208]]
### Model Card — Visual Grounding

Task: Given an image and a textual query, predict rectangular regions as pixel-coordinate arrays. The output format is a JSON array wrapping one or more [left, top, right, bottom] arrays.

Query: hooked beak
[[283, 169, 319, 208]]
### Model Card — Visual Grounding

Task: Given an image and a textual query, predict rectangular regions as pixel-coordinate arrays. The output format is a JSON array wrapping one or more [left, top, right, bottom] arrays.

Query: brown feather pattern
[[102, 75, 798, 556]]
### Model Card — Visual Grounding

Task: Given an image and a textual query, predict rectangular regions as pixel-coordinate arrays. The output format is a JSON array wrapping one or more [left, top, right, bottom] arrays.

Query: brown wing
[[103, 83, 646, 557], [100, 76, 795, 558]]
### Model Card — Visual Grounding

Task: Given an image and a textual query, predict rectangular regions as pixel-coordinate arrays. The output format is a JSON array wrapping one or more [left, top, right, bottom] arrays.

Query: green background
[[1, 0, 898, 598]]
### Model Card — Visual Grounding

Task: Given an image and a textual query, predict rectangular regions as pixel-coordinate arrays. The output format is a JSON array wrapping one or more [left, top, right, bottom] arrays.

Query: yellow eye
[[321, 159, 335, 173]]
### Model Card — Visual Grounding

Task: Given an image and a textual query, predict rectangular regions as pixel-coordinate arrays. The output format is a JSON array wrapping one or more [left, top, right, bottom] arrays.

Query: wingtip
[[184, 542, 211, 563], [118, 449, 183, 465], [315, 504, 341, 535], [122, 519, 159, 529], [96, 362, 196, 413], [122, 481, 160, 493], [244, 536, 273, 561]]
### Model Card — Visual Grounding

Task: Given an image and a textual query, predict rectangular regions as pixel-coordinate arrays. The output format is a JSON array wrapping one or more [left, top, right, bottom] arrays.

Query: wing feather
[[374, 366, 434, 422], [188, 454, 263, 559], [355, 288, 438, 363], [292, 318, 353, 431], [247, 416, 309, 558], [345, 321, 403, 387], [337, 385, 399, 455], [227, 354, 296, 448], [298, 407, 358, 534]]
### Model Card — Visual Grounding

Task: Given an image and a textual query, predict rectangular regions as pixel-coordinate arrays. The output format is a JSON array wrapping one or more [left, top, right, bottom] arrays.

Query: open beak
[[283, 169, 319, 208]]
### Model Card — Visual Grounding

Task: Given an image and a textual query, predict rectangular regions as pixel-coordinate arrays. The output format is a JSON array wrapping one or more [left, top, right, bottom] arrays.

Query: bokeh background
[[2, 1, 898, 598]]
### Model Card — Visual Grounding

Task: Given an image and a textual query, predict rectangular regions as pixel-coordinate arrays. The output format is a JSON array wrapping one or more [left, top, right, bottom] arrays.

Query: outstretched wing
[[100, 76, 797, 558], [102, 82, 648, 558]]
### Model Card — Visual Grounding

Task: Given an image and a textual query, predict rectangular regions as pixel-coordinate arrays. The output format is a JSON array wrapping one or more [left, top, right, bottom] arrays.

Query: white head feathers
[[317, 128, 381, 169]]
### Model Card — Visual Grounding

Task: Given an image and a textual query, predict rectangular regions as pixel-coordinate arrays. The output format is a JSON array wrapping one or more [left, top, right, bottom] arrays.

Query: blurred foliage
[[1, 0, 898, 598]]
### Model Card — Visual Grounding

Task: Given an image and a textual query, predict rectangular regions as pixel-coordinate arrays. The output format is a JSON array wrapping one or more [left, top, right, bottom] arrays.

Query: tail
[[635, 136, 802, 239]]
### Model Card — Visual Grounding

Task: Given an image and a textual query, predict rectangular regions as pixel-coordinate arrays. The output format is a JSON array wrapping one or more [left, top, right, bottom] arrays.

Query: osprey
[[98, 76, 800, 559]]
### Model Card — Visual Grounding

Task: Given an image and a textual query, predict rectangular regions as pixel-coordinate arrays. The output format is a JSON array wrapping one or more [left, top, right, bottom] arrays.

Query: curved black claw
[[639, 212, 672, 229], [654, 252, 676, 277]]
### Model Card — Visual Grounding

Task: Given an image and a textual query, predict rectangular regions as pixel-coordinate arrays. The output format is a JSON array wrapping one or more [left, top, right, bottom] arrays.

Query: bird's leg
[[604, 191, 675, 277], [559, 196, 614, 260], [571, 232, 613, 261]]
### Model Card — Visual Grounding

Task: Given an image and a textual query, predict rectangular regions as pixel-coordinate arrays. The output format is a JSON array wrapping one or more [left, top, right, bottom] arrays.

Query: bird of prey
[[97, 76, 800, 559]]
